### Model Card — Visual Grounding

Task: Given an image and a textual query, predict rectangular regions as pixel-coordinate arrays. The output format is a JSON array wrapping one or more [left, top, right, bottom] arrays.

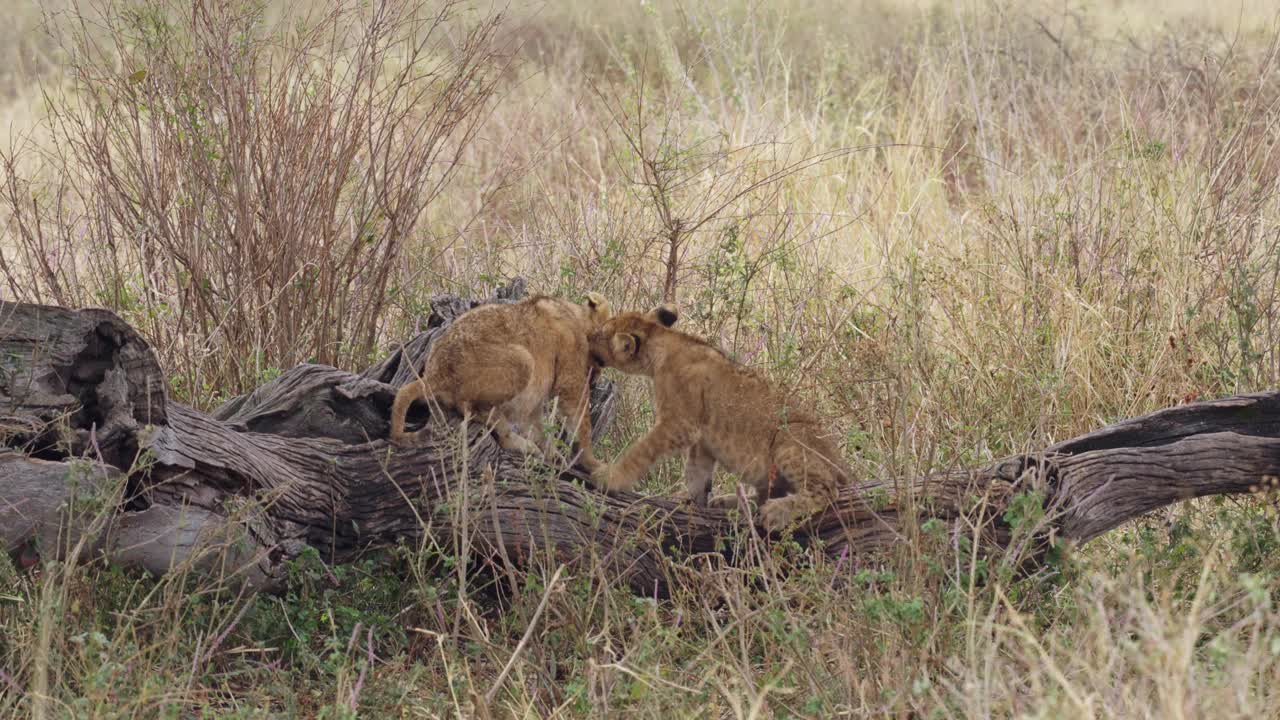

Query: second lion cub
[[588, 306, 847, 531], [390, 292, 611, 471]]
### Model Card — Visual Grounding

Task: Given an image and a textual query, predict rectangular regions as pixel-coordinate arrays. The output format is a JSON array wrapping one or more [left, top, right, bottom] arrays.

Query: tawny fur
[[390, 293, 611, 471], [588, 306, 849, 532]]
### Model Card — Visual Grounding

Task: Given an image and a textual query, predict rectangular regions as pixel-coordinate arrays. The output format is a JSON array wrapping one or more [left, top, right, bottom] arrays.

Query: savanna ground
[[3, 0, 1280, 716]]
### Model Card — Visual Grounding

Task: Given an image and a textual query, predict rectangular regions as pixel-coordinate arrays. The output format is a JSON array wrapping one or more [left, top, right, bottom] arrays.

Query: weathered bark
[[2, 284, 1278, 595], [0, 300, 166, 467]]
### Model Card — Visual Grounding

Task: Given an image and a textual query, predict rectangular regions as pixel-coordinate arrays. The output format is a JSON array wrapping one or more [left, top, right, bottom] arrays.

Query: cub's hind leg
[[454, 344, 542, 457], [480, 405, 543, 456], [707, 461, 767, 514], [758, 441, 840, 532], [514, 400, 569, 467], [758, 491, 829, 533]]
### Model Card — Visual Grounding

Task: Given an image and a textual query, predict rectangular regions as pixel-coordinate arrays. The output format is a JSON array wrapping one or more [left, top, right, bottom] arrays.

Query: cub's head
[[588, 304, 679, 375], [583, 291, 611, 326]]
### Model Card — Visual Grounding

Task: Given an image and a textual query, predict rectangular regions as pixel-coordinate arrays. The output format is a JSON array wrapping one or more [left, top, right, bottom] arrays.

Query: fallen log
[[2, 285, 1278, 595]]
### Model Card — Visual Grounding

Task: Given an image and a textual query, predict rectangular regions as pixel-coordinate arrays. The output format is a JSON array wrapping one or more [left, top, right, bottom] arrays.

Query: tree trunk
[[3, 284, 1278, 595]]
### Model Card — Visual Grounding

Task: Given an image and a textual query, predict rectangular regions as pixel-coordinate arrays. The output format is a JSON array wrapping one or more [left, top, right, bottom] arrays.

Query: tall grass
[[3, 0, 1280, 716]]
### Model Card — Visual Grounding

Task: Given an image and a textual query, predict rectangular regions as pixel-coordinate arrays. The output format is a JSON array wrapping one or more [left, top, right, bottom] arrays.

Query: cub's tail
[[390, 379, 437, 444]]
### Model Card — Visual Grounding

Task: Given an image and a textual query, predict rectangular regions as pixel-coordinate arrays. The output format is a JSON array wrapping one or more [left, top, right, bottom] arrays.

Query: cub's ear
[[585, 291, 611, 321], [648, 304, 678, 328], [610, 332, 640, 359]]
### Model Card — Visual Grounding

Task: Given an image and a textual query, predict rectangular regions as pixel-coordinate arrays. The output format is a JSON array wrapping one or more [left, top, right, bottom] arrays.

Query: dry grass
[[3, 0, 1280, 717]]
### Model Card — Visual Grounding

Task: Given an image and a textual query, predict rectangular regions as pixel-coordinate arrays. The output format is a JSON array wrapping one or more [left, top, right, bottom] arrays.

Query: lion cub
[[390, 292, 611, 471], [588, 306, 848, 531]]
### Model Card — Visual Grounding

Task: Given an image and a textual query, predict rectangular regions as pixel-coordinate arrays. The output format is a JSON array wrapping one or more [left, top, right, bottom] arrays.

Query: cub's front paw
[[500, 433, 543, 456], [592, 464, 638, 494], [708, 491, 751, 511], [590, 464, 614, 492], [671, 487, 710, 508], [573, 451, 602, 474]]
